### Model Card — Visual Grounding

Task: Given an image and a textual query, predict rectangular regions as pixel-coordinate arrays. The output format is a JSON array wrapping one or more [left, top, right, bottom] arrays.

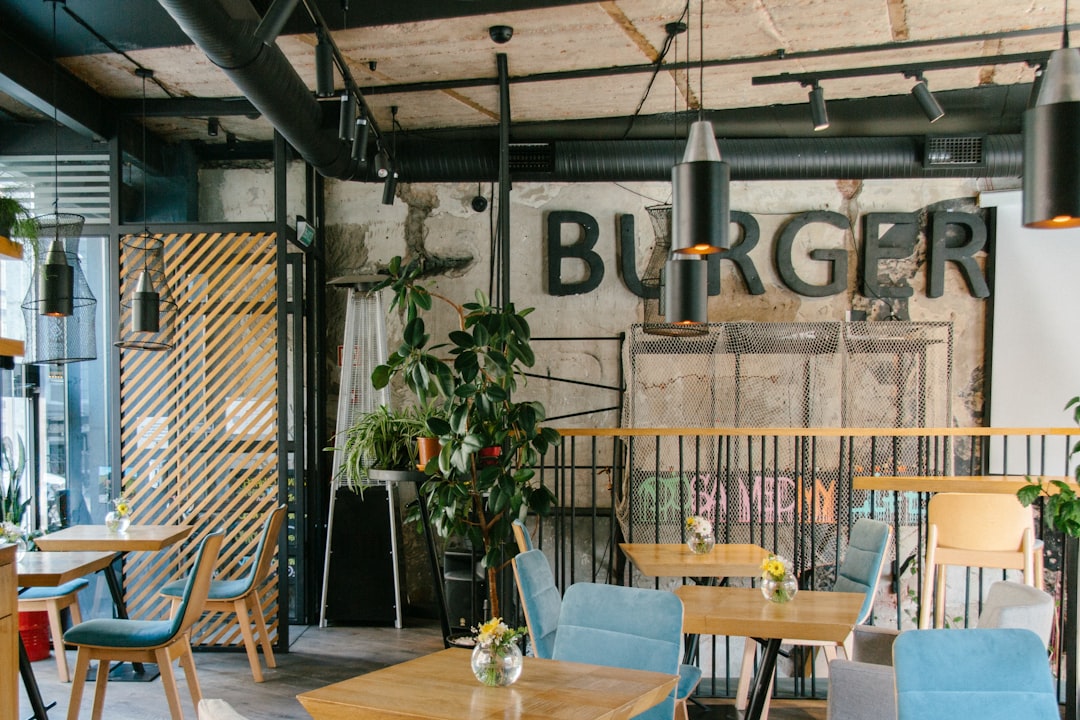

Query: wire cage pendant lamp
[[1023, 0, 1080, 228], [116, 68, 177, 350]]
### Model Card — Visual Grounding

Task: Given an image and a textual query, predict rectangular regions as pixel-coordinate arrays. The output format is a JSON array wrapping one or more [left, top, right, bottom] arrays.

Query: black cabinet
[[443, 540, 486, 633], [323, 486, 397, 624]]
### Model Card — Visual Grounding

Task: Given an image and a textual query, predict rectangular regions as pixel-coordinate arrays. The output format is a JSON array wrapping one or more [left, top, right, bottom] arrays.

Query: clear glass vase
[[761, 574, 798, 604], [104, 511, 130, 534], [687, 535, 715, 554], [470, 642, 523, 687]]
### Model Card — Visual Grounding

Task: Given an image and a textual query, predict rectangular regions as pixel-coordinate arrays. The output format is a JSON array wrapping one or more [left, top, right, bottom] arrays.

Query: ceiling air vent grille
[[924, 136, 985, 169], [509, 143, 554, 173]]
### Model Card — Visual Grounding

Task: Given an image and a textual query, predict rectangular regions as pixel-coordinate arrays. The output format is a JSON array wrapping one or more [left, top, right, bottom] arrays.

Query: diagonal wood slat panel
[[118, 231, 282, 649]]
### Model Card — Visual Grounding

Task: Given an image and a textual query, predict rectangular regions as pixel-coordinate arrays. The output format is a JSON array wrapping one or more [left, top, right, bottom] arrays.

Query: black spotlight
[[382, 171, 399, 205], [911, 75, 945, 123], [489, 25, 513, 44], [808, 81, 829, 131]]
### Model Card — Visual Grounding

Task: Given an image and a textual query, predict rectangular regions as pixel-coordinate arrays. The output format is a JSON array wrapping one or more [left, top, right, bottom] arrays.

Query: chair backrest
[[511, 549, 560, 659], [552, 583, 682, 720], [171, 531, 225, 638], [893, 628, 1058, 720], [977, 580, 1055, 648], [511, 518, 534, 553], [239, 503, 288, 592], [832, 518, 892, 624], [928, 493, 1033, 553]]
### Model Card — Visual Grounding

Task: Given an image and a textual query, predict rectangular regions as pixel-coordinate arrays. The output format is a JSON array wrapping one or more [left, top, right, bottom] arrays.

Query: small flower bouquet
[[1, 520, 27, 559], [760, 554, 797, 603], [470, 617, 526, 686], [105, 496, 132, 533], [685, 515, 715, 554]]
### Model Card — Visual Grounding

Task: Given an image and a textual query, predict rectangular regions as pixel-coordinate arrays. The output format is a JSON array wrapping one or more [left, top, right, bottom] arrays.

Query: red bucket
[[19, 610, 51, 662]]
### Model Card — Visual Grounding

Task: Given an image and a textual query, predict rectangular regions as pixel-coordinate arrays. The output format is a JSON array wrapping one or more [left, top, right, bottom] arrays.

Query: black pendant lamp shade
[[663, 257, 708, 325], [40, 238, 73, 316], [116, 233, 177, 351], [21, 213, 97, 364], [1023, 46, 1080, 228], [672, 120, 729, 255]]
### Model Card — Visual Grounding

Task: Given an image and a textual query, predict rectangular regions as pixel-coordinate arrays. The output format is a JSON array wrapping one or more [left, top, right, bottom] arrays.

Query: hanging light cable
[[671, 0, 729, 255], [39, 0, 72, 317], [1023, 0, 1080, 228]]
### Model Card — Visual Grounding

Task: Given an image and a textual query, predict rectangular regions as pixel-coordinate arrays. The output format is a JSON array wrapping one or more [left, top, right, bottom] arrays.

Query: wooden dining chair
[[893, 628, 1058, 720], [64, 530, 224, 720], [919, 492, 1040, 629], [553, 582, 684, 720], [18, 578, 88, 682], [736, 518, 892, 718], [159, 503, 287, 683], [511, 518, 534, 553]]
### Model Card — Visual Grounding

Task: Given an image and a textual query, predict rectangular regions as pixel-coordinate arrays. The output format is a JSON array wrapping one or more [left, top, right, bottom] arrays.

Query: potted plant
[[0, 194, 38, 248], [338, 404, 435, 490], [372, 255, 559, 617], [1018, 395, 1080, 534]]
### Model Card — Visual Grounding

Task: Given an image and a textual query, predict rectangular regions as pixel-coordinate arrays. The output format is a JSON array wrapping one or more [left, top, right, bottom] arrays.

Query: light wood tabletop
[[33, 524, 192, 552], [297, 648, 679, 720], [675, 586, 865, 643], [620, 543, 770, 578], [853, 475, 1074, 494], [16, 551, 116, 587]]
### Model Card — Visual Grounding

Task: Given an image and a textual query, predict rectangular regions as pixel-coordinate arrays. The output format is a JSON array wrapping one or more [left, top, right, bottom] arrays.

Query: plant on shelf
[[1, 435, 28, 525], [1018, 395, 1080, 536], [337, 403, 443, 490], [372, 255, 559, 616], [0, 193, 38, 250]]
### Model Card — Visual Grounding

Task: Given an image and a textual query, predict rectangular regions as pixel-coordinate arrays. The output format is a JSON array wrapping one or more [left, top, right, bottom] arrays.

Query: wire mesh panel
[[618, 322, 953, 550]]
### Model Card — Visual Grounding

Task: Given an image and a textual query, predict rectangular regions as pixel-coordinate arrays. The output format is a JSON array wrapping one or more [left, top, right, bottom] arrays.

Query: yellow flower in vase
[[105, 497, 132, 533], [760, 554, 798, 603], [470, 617, 526, 687]]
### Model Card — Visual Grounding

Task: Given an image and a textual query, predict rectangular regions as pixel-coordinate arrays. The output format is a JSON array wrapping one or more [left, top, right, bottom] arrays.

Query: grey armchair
[[826, 580, 1055, 720]]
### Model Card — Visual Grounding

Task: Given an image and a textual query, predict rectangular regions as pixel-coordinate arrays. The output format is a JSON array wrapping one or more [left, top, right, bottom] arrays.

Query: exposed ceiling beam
[[115, 97, 260, 118], [0, 25, 116, 141]]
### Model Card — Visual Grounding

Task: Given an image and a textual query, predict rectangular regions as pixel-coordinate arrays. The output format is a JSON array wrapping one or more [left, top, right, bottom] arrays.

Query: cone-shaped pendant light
[[671, 120, 729, 254]]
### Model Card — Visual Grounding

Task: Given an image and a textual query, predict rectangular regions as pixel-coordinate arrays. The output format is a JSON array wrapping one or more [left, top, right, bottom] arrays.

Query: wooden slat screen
[[118, 231, 281, 648]]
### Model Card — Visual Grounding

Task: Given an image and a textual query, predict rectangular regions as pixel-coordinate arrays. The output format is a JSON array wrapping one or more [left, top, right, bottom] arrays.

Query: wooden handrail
[[553, 426, 1077, 438]]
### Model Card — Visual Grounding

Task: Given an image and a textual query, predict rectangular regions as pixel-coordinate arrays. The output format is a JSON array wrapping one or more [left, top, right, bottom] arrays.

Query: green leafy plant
[[0, 194, 39, 250], [372, 255, 559, 616], [1018, 395, 1080, 536], [1, 435, 29, 525], [338, 403, 440, 490]]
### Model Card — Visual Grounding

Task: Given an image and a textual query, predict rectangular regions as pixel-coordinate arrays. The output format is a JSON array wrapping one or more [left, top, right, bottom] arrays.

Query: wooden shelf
[[0, 236, 22, 260], [0, 339, 23, 357]]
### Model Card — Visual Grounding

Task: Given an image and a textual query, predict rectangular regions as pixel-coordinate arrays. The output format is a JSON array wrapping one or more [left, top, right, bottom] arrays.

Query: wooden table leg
[[745, 638, 781, 720], [19, 632, 54, 719]]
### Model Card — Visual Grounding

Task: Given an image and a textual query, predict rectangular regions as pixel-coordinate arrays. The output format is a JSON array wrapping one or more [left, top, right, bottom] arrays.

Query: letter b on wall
[[547, 211, 605, 296]]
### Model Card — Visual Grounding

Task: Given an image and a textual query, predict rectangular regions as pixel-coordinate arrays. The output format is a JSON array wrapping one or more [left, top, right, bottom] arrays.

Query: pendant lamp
[[1023, 2, 1080, 228], [643, 205, 707, 337], [116, 233, 177, 350], [663, 257, 708, 326], [21, 213, 97, 364]]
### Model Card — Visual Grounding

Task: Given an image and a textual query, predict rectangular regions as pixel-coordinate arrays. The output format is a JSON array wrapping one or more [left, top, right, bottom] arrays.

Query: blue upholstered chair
[[893, 628, 1057, 720], [159, 503, 286, 683], [737, 518, 892, 716], [19, 577, 88, 681], [64, 531, 224, 720], [512, 551, 702, 719], [511, 518, 534, 552], [551, 582, 684, 720]]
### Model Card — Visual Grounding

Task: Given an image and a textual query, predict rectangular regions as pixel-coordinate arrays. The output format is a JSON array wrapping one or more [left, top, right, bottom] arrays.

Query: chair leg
[[45, 598, 71, 682], [919, 529, 937, 629], [676, 697, 690, 720], [156, 647, 185, 720], [249, 593, 276, 668], [735, 639, 757, 710], [66, 647, 92, 720], [234, 597, 265, 682], [90, 656, 110, 720], [933, 564, 947, 628], [179, 638, 203, 710]]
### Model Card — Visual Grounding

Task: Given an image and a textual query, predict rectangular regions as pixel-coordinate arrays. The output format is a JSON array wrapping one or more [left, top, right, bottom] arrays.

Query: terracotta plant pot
[[478, 446, 502, 468], [417, 436, 441, 470]]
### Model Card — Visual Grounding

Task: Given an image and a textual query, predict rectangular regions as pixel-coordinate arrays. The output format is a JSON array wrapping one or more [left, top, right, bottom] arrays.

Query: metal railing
[[525, 426, 1076, 701]]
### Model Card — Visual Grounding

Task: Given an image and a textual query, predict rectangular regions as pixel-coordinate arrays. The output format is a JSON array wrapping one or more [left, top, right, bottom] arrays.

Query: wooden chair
[[64, 531, 224, 720], [919, 493, 1039, 629], [18, 578, 88, 681], [736, 518, 892, 718], [159, 504, 287, 683], [511, 518, 534, 553]]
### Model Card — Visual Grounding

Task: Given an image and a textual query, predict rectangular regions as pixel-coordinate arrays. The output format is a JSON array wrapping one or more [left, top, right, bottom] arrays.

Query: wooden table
[[620, 543, 771, 579], [675, 586, 865, 720], [297, 648, 679, 720], [853, 474, 1075, 494], [34, 524, 192, 682], [17, 551, 117, 720]]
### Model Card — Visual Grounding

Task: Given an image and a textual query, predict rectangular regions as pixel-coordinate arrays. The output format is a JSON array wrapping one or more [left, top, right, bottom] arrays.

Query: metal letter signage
[[862, 213, 918, 299], [774, 211, 849, 297], [546, 210, 604, 296], [928, 212, 990, 299]]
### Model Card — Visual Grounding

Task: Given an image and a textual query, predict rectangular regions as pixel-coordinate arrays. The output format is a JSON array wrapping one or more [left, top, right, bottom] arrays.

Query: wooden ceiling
[[0, 0, 1066, 150]]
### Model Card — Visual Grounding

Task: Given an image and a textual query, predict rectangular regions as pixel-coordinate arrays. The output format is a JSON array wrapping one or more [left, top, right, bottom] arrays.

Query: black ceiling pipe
[[156, 0, 356, 179], [390, 135, 1023, 183]]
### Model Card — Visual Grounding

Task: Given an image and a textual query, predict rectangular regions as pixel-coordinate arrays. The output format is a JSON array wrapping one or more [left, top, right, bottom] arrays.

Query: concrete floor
[[19, 620, 827, 719]]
